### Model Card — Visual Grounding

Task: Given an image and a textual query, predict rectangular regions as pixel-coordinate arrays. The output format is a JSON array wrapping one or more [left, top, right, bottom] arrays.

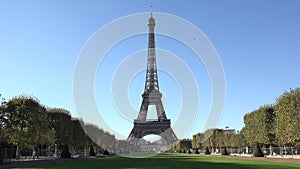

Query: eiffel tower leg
[[137, 100, 148, 121], [160, 128, 178, 145], [127, 126, 139, 142], [128, 136, 140, 145], [155, 100, 167, 120]]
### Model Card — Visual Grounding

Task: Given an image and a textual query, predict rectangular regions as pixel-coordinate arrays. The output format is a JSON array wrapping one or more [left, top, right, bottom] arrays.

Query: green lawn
[[15, 154, 300, 169]]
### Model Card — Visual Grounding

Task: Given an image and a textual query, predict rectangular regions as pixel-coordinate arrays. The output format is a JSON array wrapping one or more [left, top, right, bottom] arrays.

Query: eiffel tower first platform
[[127, 7, 178, 146]]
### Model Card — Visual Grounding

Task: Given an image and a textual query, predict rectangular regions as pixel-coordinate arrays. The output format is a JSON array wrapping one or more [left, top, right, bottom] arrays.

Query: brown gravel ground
[[194, 154, 300, 164], [0, 158, 89, 169]]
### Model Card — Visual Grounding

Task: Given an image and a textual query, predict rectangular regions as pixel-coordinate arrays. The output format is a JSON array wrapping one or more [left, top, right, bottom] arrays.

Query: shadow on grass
[[14, 154, 300, 169]]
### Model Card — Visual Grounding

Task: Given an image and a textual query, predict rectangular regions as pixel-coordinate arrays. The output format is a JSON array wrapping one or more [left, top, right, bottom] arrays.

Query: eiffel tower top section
[[148, 5, 155, 34], [144, 5, 159, 92]]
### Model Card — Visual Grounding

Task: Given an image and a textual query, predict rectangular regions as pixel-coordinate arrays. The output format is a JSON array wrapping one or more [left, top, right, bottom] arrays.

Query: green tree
[[70, 119, 86, 150], [234, 129, 247, 153], [83, 124, 103, 148], [192, 133, 202, 150], [275, 88, 300, 146], [202, 129, 215, 149], [4, 96, 53, 158], [226, 129, 237, 148], [103, 132, 115, 153], [175, 139, 192, 152], [82, 123, 117, 153], [201, 128, 225, 153], [214, 129, 225, 149], [243, 105, 276, 146], [47, 108, 73, 147], [0, 94, 7, 143]]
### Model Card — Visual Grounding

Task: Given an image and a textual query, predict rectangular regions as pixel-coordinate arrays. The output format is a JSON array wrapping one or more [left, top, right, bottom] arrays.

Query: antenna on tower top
[[150, 5, 153, 17]]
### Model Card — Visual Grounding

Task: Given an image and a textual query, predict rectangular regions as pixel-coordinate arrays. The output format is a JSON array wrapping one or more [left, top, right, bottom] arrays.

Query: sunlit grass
[[14, 154, 300, 169]]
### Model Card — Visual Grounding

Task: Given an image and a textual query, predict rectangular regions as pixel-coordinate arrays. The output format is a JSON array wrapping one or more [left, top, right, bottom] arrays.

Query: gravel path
[[194, 154, 300, 164], [230, 156, 300, 164], [1, 158, 88, 169]]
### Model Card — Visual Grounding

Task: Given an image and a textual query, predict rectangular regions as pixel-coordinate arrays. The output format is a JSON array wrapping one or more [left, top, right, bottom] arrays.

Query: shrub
[[204, 147, 211, 155], [60, 144, 71, 158], [221, 147, 229, 155], [89, 146, 96, 156], [254, 142, 264, 157], [103, 150, 110, 155]]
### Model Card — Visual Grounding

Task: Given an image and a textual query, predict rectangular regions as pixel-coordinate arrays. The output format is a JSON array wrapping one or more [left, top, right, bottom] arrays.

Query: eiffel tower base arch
[[127, 119, 177, 145]]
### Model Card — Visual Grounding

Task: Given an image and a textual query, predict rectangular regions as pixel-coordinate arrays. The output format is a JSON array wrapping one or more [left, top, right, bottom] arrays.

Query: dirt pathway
[[194, 154, 300, 164], [1, 158, 88, 169]]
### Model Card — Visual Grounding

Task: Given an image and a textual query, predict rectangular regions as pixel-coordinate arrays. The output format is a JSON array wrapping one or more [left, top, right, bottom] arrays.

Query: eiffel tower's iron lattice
[[127, 7, 178, 145]]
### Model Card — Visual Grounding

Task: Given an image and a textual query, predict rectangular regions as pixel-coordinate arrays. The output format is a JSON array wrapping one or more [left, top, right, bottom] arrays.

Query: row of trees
[[190, 88, 300, 152], [191, 128, 245, 151], [244, 88, 300, 147], [0, 95, 134, 158], [243, 105, 275, 146], [173, 139, 192, 153], [1, 87, 299, 157]]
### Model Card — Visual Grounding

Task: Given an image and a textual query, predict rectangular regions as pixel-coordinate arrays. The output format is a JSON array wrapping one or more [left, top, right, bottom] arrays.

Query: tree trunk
[[16, 145, 20, 160], [54, 144, 58, 158], [32, 148, 35, 160]]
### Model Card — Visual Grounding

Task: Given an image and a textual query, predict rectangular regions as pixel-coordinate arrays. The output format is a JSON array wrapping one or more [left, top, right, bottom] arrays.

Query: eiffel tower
[[127, 7, 178, 145]]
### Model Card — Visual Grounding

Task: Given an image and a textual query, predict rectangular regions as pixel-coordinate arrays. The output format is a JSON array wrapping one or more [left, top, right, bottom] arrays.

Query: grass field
[[15, 154, 300, 169]]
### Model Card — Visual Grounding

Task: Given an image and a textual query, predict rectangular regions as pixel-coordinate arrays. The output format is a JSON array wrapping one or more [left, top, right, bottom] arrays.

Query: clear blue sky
[[1, 0, 300, 139]]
